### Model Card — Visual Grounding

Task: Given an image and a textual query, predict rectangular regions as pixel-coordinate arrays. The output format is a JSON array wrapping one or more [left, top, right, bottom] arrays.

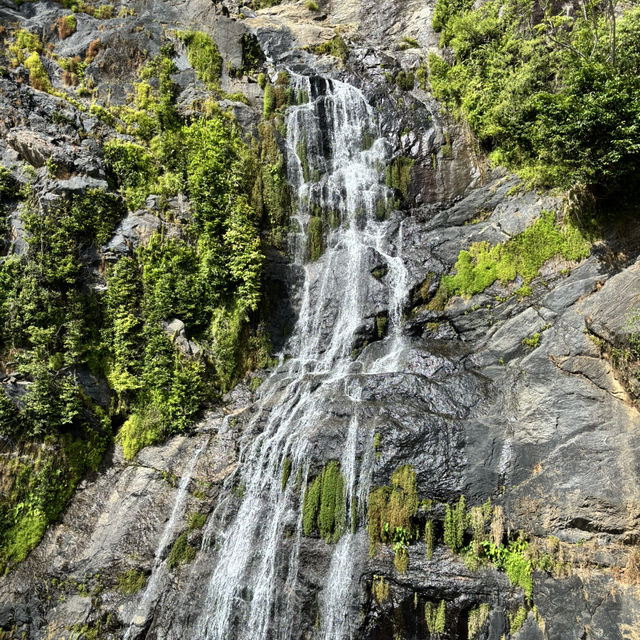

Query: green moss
[[117, 408, 164, 460], [373, 432, 382, 461], [263, 83, 276, 118], [425, 600, 446, 634], [117, 569, 147, 594], [93, 4, 114, 18], [468, 603, 490, 638], [302, 461, 346, 543], [187, 511, 207, 531], [281, 456, 292, 491], [167, 532, 196, 569], [308, 216, 324, 261], [178, 31, 222, 89], [385, 156, 414, 198], [375, 314, 388, 339], [395, 70, 415, 91], [308, 36, 349, 62], [295, 137, 310, 182], [24, 52, 53, 92], [444, 211, 591, 299]]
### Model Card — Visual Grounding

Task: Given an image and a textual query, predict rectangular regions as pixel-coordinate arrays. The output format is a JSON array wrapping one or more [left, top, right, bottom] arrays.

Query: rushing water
[[195, 74, 410, 640], [124, 440, 206, 640]]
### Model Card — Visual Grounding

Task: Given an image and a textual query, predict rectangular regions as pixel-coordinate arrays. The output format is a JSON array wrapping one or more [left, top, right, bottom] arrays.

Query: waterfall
[[123, 440, 206, 640], [196, 74, 410, 640]]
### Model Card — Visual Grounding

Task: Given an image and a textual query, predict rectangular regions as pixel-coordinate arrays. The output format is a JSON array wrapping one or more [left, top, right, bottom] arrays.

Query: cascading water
[[124, 440, 206, 640], [196, 73, 410, 640]]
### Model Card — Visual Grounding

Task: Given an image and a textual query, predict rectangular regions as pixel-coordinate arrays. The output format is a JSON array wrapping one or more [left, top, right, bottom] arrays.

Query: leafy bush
[[178, 31, 222, 88], [430, 0, 640, 194], [302, 461, 346, 542]]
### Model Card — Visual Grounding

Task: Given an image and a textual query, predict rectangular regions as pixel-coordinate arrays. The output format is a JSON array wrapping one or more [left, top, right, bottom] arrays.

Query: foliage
[[0, 39, 274, 567], [522, 333, 541, 350], [395, 70, 415, 91], [424, 599, 446, 634], [308, 36, 349, 62], [368, 465, 418, 560], [468, 603, 490, 638], [308, 216, 324, 261], [281, 456, 292, 491], [444, 495, 467, 553], [302, 461, 346, 543], [167, 532, 196, 569], [483, 536, 533, 599], [263, 83, 276, 118], [187, 511, 208, 531], [117, 569, 147, 594], [430, 0, 640, 194], [56, 14, 77, 39], [443, 211, 591, 298], [24, 52, 52, 92], [371, 574, 389, 604], [178, 31, 222, 89], [385, 156, 414, 198], [509, 606, 528, 633]]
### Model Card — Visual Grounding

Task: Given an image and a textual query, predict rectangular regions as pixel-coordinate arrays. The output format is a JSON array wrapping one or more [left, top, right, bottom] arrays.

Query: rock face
[[1, 0, 640, 639]]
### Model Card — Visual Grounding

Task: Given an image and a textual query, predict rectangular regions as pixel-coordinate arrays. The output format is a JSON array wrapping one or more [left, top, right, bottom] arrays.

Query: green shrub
[[302, 461, 346, 542], [167, 532, 195, 569], [443, 495, 467, 553], [425, 600, 446, 634], [178, 31, 223, 88], [117, 569, 147, 594], [430, 0, 640, 194]]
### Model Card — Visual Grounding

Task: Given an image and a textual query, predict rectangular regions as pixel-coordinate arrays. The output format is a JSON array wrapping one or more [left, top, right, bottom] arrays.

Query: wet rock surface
[[1, 0, 640, 639]]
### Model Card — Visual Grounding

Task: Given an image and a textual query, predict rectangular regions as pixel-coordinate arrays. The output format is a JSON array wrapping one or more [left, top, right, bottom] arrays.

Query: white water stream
[[195, 74, 410, 640], [124, 440, 206, 640]]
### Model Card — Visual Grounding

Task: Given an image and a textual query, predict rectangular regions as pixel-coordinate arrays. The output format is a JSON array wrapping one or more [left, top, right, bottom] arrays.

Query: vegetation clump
[[308, 36, 349, 62], [429, 0, 640, 195], [442, 211, 591, 299], [368, 465, 418, 571], [117, 569, 147, 594], [468, 603, 490, 638], [178, 31, 223, 88], [167, 532, 196, 569], [302, 461, 346, 543], [424, 600, 446, 634]]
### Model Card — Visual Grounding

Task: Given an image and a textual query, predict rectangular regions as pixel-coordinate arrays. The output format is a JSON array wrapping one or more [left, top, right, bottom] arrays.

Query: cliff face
[[1, 0, 640, 639]]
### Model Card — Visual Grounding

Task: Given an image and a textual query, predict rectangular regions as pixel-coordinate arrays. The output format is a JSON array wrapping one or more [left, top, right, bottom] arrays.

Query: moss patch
[[444, 211, 591, 298]]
